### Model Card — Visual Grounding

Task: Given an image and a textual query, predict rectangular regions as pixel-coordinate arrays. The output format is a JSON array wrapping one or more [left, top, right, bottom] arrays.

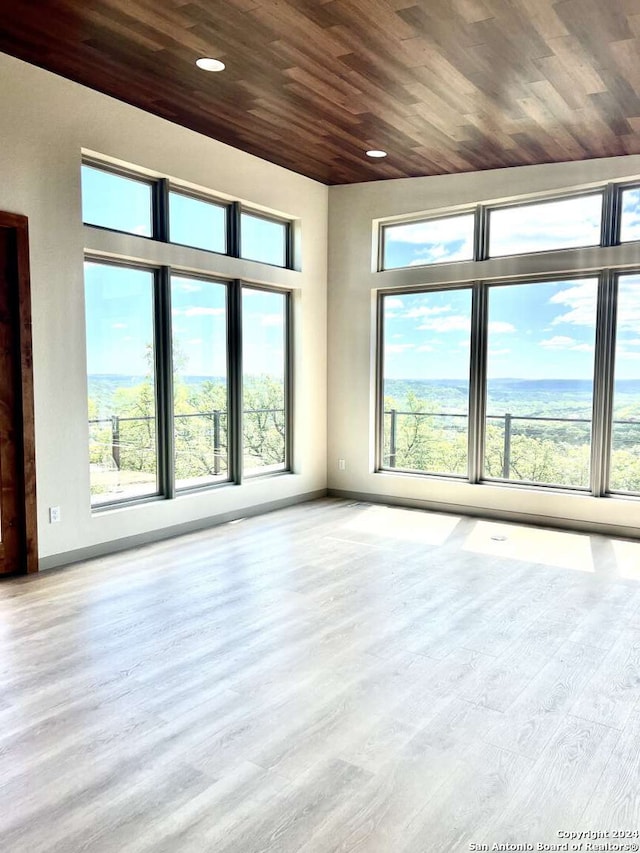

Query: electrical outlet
[[49, 506, 61, 524], [338, 459, 346, 470]]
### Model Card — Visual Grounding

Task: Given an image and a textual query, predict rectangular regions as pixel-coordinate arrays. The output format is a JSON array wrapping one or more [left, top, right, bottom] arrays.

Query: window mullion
[[229, 202, 241, 258], [590, 269, 617, 497], [228, 280, 243, 484], [284, 290, 294, 472], [474, 205, 488, 261], [468, 281, 487, 484], [154, 179, 170, 242], [601, 183, 618, 247], [156, 266, 175, 498]]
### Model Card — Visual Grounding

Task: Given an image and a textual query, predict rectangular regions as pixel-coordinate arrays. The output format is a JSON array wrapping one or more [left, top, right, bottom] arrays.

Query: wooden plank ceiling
[[1, 0, 639, 185]]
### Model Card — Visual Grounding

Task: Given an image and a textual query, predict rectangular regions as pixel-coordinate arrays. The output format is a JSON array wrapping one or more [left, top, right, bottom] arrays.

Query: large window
[[610, 274, 640, 493], [381, 288, 471, 476], [171, 276, 229, 490], [82, 158, 295, 508], [242, 288, 289, 474], [484, 279, 597, 489], [81, 160, 294, 268], [84, 261, 291, 507], [85, 263, 159, 505], [377, 179, 640, 500]]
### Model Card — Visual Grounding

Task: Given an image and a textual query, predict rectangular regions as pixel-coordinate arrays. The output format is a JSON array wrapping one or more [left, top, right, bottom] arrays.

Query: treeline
[[383, 392, 640, 490], [89, 375, 285, 496]]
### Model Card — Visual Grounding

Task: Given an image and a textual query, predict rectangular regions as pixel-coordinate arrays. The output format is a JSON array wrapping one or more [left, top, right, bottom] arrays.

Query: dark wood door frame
[[0, 212, 38, 574]]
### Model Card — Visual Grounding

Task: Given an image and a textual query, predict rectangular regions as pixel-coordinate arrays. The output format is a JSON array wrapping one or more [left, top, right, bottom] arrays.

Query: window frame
[[375, 266, 640, 500], [239, 209, 294, 269], [240, 282, 293, 478], [81, 158, 296, 270], [84, 255, 165, 508], [484, 188, 606, 260], [378, 208, 477, 272], [81, 159, 160, 241], [84, 258, 293, 510], [616, 182, 640, 246], [167, 187, 231, 256], [479, 273, 601, 493], [376, 283, 475, 479]]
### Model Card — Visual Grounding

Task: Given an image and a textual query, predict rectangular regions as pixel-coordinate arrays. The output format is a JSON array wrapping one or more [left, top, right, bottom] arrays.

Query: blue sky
[[384, 274, 640, 382], [383, 189, 640, 382], [84, 264, 285, 379], [383, 189, 640, 270], [82, 165, 286, 380]]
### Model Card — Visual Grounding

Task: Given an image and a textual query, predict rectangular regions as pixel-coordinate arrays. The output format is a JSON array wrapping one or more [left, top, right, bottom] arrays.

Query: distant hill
[[384, 378, 640, 418]]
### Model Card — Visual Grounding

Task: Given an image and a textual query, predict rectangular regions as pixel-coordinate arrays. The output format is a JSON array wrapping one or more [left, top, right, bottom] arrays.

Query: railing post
[[389, 409, 397, 468], [503, 413, 512, 479], [213, 410, 221, 475], [111, 415, 120, 471]]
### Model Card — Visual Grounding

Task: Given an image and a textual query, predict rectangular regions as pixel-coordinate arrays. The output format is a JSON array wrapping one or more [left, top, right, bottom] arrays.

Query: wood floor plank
[[481, 716, 621, 846], [2, 498, 640, 851]]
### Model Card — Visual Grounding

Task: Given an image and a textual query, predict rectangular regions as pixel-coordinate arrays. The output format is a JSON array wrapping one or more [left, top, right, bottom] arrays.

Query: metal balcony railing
[[383, 408, 640, 477], [89, 408, 284, 474]]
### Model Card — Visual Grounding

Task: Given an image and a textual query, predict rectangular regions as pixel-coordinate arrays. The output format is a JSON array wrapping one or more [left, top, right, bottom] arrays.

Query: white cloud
[[488, 321, 516, 334], [187, 338, 202, 346], [418, 314, 470, 333], [539, 335, 593, 352], [385, 297, 404, 310], [550, 281, 597, 326], [175, 281, 202, 293], [404, 305, 452, 319], [112, 323, 127, 329], [616, 280, 640, 331], [490, 196, 601, 256], [416, 344, 434, 352], [261, 314, 284, 327], [386, 343, 415, 354], [387, 215, 474, 245], [489, 348, 511, 357]]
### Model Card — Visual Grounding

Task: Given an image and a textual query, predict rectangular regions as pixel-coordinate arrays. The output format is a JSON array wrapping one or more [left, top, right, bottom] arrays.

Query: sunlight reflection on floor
[[342, 504, 462, 546], [609, 539, 640, 580], [462, 519, 595, 573]]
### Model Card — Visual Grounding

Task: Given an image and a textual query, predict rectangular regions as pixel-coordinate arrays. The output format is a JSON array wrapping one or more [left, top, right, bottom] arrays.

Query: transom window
[[81, 160, 294, 269], [378, 179, 640, 497]]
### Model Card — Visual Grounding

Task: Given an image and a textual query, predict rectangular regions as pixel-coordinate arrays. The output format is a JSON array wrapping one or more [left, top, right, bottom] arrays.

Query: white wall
[[328, 157, 640, 536], [0, 52, 328, 564]]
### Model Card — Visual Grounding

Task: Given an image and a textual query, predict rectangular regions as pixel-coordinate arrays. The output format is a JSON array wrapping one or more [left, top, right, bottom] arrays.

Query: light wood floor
[[2, 498, 640, 852]]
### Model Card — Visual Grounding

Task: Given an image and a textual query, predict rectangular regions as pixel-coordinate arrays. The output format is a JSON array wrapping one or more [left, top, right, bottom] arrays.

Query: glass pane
[[382, 289, 472, 476], [382, 214, 474, 270], [489, 194, 602, 257], [609, 275, 640, 492], [240, 213, 287, 266], [171, 277, 229, 489], [620, 188, 640, 243], [484, 278, 597, 488], [242, 288, 287, 475], [85, 263, 158, 504], [169, 192, 227, 253], [81, 165, 153, 237]]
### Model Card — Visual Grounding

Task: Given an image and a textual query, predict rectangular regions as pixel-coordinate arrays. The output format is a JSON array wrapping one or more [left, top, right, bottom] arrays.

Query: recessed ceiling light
[[366, 150, 387, 158], [196, 57, 226, 72]]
